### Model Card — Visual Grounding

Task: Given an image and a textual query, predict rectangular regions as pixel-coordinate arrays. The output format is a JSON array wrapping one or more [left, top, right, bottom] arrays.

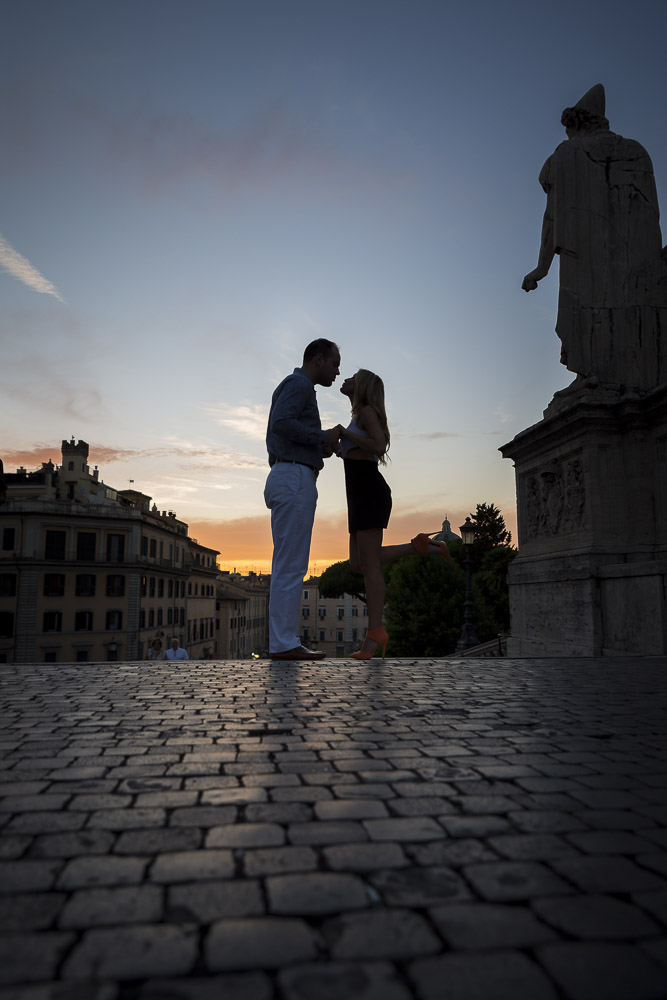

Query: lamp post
[[456, 517, 480, 652]]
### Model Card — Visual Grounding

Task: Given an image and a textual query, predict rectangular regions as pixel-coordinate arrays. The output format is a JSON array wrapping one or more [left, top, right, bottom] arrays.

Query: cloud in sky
[[0, 234, 65, 302], [1, 445, 62, 469], [411, 431, 461, 440], [205, 404, 268, 442], [2, 440, 264, 475]]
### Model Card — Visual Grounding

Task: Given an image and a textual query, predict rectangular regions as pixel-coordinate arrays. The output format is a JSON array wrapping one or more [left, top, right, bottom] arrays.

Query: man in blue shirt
[[265, 339, 341, 660]]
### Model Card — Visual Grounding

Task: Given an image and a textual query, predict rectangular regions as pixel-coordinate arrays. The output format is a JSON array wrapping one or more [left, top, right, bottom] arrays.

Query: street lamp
[[456, 517, 480, 652]]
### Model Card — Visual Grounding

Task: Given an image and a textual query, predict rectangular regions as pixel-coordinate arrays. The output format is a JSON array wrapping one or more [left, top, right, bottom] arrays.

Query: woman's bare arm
[[341, 405, 386, 456]]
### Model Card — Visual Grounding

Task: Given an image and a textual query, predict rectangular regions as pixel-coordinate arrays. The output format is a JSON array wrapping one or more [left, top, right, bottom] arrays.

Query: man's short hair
[[303, 338, 339, 363]]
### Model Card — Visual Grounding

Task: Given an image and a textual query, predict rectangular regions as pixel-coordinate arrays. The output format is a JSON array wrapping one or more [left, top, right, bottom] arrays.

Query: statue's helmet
[[561, 83, 608, 132]]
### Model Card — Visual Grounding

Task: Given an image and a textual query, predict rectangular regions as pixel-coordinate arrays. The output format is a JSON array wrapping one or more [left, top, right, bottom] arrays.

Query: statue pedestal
[[500, 383, 667, 655]]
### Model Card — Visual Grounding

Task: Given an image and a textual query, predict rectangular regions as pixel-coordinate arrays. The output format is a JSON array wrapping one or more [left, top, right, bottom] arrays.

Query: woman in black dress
[[338, 370, 448, 659]]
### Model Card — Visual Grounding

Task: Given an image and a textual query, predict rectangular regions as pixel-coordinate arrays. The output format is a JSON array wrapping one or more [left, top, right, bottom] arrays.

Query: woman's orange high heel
[[351, 626, 388, 660], [411, 532, 450, 562]]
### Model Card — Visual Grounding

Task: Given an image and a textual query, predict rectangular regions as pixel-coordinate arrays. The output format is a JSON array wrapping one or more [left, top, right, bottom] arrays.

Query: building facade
[[0, 440, 219, 663], [216, 572, 269, 659], [187, 540, 219, 659], [299, 578, 367, 657]]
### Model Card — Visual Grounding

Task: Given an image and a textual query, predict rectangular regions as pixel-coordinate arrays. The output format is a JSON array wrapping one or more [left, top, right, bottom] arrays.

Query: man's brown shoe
[[270, 645, 326, 661]]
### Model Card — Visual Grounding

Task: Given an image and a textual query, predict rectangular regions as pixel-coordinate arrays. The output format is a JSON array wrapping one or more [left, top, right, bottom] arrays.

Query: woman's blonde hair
[[352, 369, 390, 464]]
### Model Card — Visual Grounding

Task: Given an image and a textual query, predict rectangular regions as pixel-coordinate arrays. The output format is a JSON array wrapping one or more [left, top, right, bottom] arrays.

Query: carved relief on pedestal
[[522, 454, 586, 540]]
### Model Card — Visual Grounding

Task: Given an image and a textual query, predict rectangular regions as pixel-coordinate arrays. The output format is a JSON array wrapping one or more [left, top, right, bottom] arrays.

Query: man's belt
[[275, 460, 319, 474]]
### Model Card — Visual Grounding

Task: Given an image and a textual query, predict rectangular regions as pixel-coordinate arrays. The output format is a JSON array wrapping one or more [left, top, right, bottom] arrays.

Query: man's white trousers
[[264, 463, 317, 654]]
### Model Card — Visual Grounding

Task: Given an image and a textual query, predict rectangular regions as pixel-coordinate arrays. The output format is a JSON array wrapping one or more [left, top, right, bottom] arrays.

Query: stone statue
[[522, 84, 667, 391]]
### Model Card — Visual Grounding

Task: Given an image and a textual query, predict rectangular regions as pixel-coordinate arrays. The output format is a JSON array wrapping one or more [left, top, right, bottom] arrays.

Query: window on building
[[43, 611, 62, 632], [140, 609, 146, 628], [352, 629, 358, 641], [180, 581, 185, 598], [167, 608, 173, 625], [75, 574, 96, 597], [106, 534, 125, 562], [303, 627, 310, 642], [157, 608, 163, 626], [168, 579, 173, 598], [336, 630, 343, 642], [158, 579, 164, 598], [319, 608, 326, 619], [45, 530, 66, 560], [76, 532, 96, 560], [68, 461, 74, 471], [106, 646, 118, 662], [0, 574, 17, 597], [364, 607, 368, 617], [149, 577, 156, 598], [337, 607, 344, 620], [302, 607, 310, 618], [149, 538, 157, 558], [148, 609, 154, 627], [141, 576, 147, 597], [141, 536, 148, 556], [2, 527, 16, 551], [179, 608, 185, 626], [106, 610, 123, 630], [352, 607, 359, 617], [0, 612, 14, 638], [319, 629, 325, 642], [43, 574, 65, 597], [106, 575, 125, 597], [44, 650, 58, 662], [303, 589, 309, 600], [188, 582, 192, 596], [75, 650, 89, 662], [75, 611, 93, 631]]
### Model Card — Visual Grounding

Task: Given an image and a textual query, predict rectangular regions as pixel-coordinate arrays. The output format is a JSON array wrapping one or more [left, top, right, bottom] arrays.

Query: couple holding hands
[[264, 338, 449, 662]]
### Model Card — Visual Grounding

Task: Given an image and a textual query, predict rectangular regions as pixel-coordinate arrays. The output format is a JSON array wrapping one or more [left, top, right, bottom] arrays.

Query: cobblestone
[[0, 655, 665, 997], [205, 917, 320, 971]]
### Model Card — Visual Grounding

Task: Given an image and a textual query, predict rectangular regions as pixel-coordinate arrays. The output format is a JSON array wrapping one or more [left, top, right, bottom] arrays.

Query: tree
[[470, 502, 512, 566], [318, 560, 365, 601], [384, 555, 465, 656], [461, 503, 516, 638], [473, 545, 517, 637]]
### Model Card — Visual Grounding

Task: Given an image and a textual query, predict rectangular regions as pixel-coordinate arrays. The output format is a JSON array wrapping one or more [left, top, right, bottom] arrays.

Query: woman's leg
[[378, 541, 416, 565], [348, 532, 361, 575], [356, 528, 385, 631]]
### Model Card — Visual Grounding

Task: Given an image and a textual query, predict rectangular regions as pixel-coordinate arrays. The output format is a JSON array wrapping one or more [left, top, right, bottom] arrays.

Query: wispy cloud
[[204, 404, 268, 442], [0, 234, 65, 302], [493, 404, 514, 425], [411, 431, 461, 440], [1, 440, 264, 474]]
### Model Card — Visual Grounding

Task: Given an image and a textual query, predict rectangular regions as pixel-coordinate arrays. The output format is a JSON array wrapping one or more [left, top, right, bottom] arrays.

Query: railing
[[449, 635, 508, 658]]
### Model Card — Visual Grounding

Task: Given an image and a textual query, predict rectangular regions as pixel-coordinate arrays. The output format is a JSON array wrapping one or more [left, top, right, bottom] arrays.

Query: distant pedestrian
[[165, 638, 188, 660], [146, 638, 167, 660]]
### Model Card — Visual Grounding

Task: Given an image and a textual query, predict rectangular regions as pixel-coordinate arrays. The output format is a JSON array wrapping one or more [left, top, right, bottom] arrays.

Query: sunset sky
[[2, 0, 667, 573]]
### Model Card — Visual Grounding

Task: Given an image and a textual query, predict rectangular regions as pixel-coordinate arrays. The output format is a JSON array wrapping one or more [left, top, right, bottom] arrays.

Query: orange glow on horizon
[[186, 504, 518, 581]]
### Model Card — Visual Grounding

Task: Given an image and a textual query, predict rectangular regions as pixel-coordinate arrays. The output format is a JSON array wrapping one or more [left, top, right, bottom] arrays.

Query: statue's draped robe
[[540, 130, 667, 387]]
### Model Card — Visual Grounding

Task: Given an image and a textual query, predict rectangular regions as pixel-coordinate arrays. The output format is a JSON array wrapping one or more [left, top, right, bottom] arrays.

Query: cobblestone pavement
[[1, 657, 667, 1000]]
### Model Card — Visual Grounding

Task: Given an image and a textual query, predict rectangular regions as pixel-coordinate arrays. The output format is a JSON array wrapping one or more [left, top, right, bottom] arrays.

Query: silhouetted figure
[[523, 84, 667, 390]]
